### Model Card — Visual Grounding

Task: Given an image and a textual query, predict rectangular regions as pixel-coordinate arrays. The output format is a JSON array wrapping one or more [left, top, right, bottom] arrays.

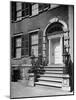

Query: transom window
[[46, 22, 63, 34]]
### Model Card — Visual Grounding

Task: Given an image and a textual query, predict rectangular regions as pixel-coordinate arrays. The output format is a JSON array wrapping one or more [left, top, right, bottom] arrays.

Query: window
[[11, 36, 22, 58], [15, 37, 22, 58], [11, 2, 32, 21], [31, 33, 38, 57], [16, 2, 22, 21], [22, 3, 32, 17], [51, 4, 59, 9], [32, 4, 38, 16], [39, 4, 50, 12], [16, 2, 22, 11]]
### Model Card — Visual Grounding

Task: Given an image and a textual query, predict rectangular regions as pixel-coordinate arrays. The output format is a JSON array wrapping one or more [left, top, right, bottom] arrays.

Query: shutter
[[21, 34, 29, 56], [38, 30, 43, 56], [11, 2, 16, 21], [21, 34, 25, 56], [11, 37, 16, 58], [29, 4, 32, 16]]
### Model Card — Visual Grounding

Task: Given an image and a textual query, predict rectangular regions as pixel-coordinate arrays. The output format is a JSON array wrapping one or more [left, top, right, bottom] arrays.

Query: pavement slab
[[10, 82, 73, 98]]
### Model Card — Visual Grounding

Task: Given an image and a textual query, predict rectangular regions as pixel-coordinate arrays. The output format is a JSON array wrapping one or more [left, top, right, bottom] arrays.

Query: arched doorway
[[45, 20, 68, 65]]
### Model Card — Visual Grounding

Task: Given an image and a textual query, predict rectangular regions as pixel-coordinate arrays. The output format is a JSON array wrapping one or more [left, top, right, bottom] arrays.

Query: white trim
[[48, 39, 51, 65], [12, 32, 23, 37], [49, 17, 59, 23], [43, 18, 68, 37], [28, 29, 40, 34], [48, 33, 63, 40]]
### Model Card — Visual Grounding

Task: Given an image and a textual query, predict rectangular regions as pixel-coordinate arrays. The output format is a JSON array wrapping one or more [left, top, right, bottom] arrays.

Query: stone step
[[40, 73, 63, 78], [45, 70, 63, 74], [44, 67, 64, 71], [46, 64, 64, 67], [44, 69, 63, 71], [38, 77, 63, 82], [35, 81, 62, 88]]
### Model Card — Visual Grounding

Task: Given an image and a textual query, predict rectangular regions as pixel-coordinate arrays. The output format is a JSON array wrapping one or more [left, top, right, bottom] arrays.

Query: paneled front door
[[49, 36, 63, 64]]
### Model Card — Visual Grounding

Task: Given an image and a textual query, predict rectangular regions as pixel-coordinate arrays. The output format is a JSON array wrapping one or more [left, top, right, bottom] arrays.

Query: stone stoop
[[35, 64, 71, 91]]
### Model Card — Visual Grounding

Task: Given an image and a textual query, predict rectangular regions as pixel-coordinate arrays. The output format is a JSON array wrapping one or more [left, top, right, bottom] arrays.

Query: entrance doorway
[[45, 21, 68, 65], [48, 35, 63, 65], [51, 37, 62, 64]]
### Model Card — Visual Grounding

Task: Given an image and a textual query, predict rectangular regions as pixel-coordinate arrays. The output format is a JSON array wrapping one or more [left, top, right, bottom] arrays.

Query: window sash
[[12, 36, 22, 58], [16, 37, 22, 47], [32, 4, 38, 16], [51, 4, 59, 9], [31, 34, 38, 45], [16, 48, 21, 58], [22, 3, 31, 17], [39, 4, 50, 11], [17, 11, 22, 17], [31, 45, 38, 57], [16, 2, 22, 11], [31, 33, 38, 57]]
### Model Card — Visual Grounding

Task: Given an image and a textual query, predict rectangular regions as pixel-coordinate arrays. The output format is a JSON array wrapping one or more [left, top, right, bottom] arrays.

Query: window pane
[[39, 4, 44, 11], [25, 49, 29, 55], [17, 17, 22, 21], [17, 11, 22, 17], [31, 46, 38, 57], [32, 4, 38, 16], [43, 37, 46, 43], [43, 4, 50, 9], [25, 41, 29, 48], [16, 48, 21, 58], [31, 34, 38, 44], [51, 4, 59, 9], [39, 4, 50, 11], [43, 44, 46, 49], [32, 4, 38, 10], [26, 3, 29, 8], [26, 9, 29, 16], [43, 50, 46, 57], [16, 2, 22, 11], [16, 38, 21, 47]]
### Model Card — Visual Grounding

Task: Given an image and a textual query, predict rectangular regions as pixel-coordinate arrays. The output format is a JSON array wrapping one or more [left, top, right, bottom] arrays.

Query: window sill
[[11, 58, 22, 60], [11, 55, 31, 60]]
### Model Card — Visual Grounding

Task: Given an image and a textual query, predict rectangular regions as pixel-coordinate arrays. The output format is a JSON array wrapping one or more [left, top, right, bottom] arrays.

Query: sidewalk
[[10, 82, 73, 98]]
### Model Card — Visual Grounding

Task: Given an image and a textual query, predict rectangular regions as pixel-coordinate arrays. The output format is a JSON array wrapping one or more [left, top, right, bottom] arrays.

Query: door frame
[[48, 34, 63, 65]]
